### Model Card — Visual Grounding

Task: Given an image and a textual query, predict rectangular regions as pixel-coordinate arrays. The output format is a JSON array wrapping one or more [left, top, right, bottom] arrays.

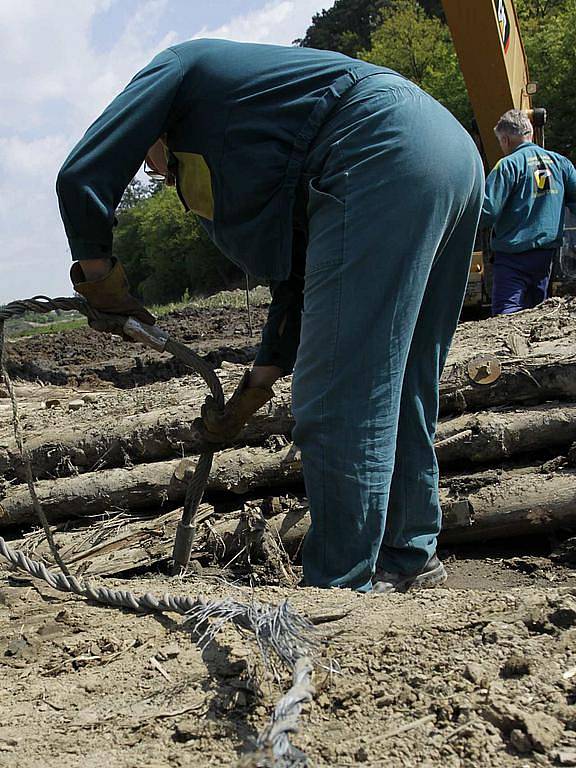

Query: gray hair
[[494, 109, 533, 137]]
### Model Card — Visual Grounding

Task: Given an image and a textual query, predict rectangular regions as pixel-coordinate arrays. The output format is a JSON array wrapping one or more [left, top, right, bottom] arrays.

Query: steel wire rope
[[0, 295, 223, 574], [0, 296, 317, 766]]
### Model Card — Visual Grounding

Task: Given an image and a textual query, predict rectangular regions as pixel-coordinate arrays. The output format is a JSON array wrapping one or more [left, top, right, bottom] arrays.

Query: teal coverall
[[57, 40, 483, 591], [480, 143, 576, 315]]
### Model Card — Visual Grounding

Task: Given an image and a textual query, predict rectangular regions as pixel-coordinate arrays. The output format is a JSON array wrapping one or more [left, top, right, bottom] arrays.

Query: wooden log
[[439, 356, 576, 416], [4, 416, 576, 528], [15, 462, 576, 577], [0, 380, 294, 482], [3, 299, 576, 485], [5, 385, 576, 488], [439, 465, 576, 543], [4, 395, 576, 519], [5, 432, 576, 548], [439, 297, 576, 415], [203, 464, 576, 555], [4, 336, 576, 484], [435, 403, 576, 465], [0, 443, 303, 527]]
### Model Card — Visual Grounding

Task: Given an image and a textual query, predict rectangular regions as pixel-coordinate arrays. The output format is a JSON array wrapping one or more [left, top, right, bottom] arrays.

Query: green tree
[[516, 0, 575, 160], [516, 0, 566, 21], [360, 0, 472, 128], [296, 0, 443, 56], [296, 0, 392, 56], [113, 187, 243, 304], [117, 178, 161, 212]]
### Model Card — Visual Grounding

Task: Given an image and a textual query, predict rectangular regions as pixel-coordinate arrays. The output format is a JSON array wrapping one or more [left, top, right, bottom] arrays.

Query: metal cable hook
[[0, 295, 224, 575]]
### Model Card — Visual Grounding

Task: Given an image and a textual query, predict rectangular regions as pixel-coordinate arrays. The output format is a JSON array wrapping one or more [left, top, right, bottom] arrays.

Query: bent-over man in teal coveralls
[[57, 39, 484, 593]]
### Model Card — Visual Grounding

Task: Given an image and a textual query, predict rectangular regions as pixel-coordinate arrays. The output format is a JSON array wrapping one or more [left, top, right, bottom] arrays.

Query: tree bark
[[4, 438, 576, 548], [439, 357, 576, 417], [204, 465, 576, 558], [435, 403, 576, 465], [4, 406, 576, 527], [0, 384, 294, 482], [439, 297, 576, 415], [4, 296, 576, 482], [0, 443, 303, 527]]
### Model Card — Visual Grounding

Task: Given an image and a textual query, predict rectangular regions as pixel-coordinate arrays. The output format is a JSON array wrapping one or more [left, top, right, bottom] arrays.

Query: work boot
[[372, 555, 447, 594]]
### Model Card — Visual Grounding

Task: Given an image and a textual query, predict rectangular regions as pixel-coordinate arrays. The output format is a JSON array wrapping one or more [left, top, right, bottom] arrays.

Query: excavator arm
[[441, 0, 543, 169]]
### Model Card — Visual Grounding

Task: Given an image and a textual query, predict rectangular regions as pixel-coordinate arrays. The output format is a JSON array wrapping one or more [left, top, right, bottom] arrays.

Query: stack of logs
[[2, 297, 576, 575]]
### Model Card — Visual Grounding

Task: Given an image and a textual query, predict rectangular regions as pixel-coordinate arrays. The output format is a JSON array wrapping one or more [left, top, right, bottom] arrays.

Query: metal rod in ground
[[0, 296, 225, 580], [245, 273, 254, 337]]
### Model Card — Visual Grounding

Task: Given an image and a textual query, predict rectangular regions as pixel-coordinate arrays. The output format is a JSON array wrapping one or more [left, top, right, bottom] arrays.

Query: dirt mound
[[4, 304, 268, 387], [2, 569, 576, 767]]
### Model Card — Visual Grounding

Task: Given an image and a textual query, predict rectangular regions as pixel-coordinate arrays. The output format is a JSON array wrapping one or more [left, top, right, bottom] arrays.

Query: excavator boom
[[442, 0, 533, 168]]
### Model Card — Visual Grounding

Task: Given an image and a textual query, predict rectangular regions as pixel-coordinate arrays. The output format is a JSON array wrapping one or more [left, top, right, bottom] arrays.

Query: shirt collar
[[512, 141, 536, 153]]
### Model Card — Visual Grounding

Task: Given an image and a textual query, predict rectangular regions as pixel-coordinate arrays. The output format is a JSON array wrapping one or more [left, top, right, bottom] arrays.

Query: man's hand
[[71, 258, 156, 328], [196, 369, 278, 443]]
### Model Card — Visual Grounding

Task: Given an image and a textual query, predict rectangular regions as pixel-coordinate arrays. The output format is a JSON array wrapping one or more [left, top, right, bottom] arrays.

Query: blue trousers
[[491, 250, 555, 315], [291, 75, 484, 591]]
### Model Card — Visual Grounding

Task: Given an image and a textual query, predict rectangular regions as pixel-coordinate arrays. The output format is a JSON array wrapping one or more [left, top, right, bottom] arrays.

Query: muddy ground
[[4, 304, 267, 388], [2, 303, 576, 767]]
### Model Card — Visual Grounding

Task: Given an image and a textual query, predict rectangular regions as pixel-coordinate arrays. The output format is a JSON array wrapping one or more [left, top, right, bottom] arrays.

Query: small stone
[[158, 643, 180, 660], [4, 637, 29, 657], [510, 728, 532, 754], [482, 620, 529, 644], [523, 712, 564, 752], [541, 456, 566, 473], [354, 746, 369, 762], [483, 696, 524, 733], [552, 748, 576, 765], [43, 398, 61, 409], [174, 719, 198, 743], [552, 536, 576, 565], [68, 399, 85, 411], [81, 393, 99, 404], [549, 597, 576, 629], [464, 661, 491, 686], [501, 652, 531, 679]]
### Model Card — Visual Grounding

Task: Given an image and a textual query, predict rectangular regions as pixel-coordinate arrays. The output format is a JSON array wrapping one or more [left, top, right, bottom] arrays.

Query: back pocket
[[306, 175, 346, 275]]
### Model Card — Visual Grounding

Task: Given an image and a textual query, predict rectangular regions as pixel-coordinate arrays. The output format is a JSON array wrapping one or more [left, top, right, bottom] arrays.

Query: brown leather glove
[[70, 259, 156, 329], [196, 370, 274, 443]]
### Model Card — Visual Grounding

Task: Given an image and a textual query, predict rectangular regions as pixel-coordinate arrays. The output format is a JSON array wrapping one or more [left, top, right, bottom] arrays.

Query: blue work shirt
[[480, 142, 576, 253], [57, 39, 392, 282]]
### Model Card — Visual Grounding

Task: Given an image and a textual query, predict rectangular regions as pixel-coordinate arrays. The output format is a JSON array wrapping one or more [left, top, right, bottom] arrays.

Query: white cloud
[[0, 0, 181, 304], [0, 0, 334, 304], [194, 0, 333, 45]]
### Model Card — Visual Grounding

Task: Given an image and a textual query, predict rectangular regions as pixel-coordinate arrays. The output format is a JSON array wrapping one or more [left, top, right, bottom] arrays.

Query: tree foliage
[[360, 0, 472, 129], [296, 0, 443, 56], [113, 186, 243, 305], [516, 0, 576, 160], [296, 0, 391, 57]]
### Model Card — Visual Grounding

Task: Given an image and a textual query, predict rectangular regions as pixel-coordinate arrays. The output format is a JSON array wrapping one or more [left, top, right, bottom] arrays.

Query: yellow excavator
[[441, 0, 553, 309]]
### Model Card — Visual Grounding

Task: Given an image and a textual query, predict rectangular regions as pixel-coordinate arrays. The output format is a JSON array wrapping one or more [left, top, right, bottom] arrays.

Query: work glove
[[196, 370, 274, 443], [71, 259, 156, 332]]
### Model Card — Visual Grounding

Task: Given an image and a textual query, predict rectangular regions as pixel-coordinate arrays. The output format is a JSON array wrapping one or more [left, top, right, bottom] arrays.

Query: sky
[[0, 0, 335, 304]]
